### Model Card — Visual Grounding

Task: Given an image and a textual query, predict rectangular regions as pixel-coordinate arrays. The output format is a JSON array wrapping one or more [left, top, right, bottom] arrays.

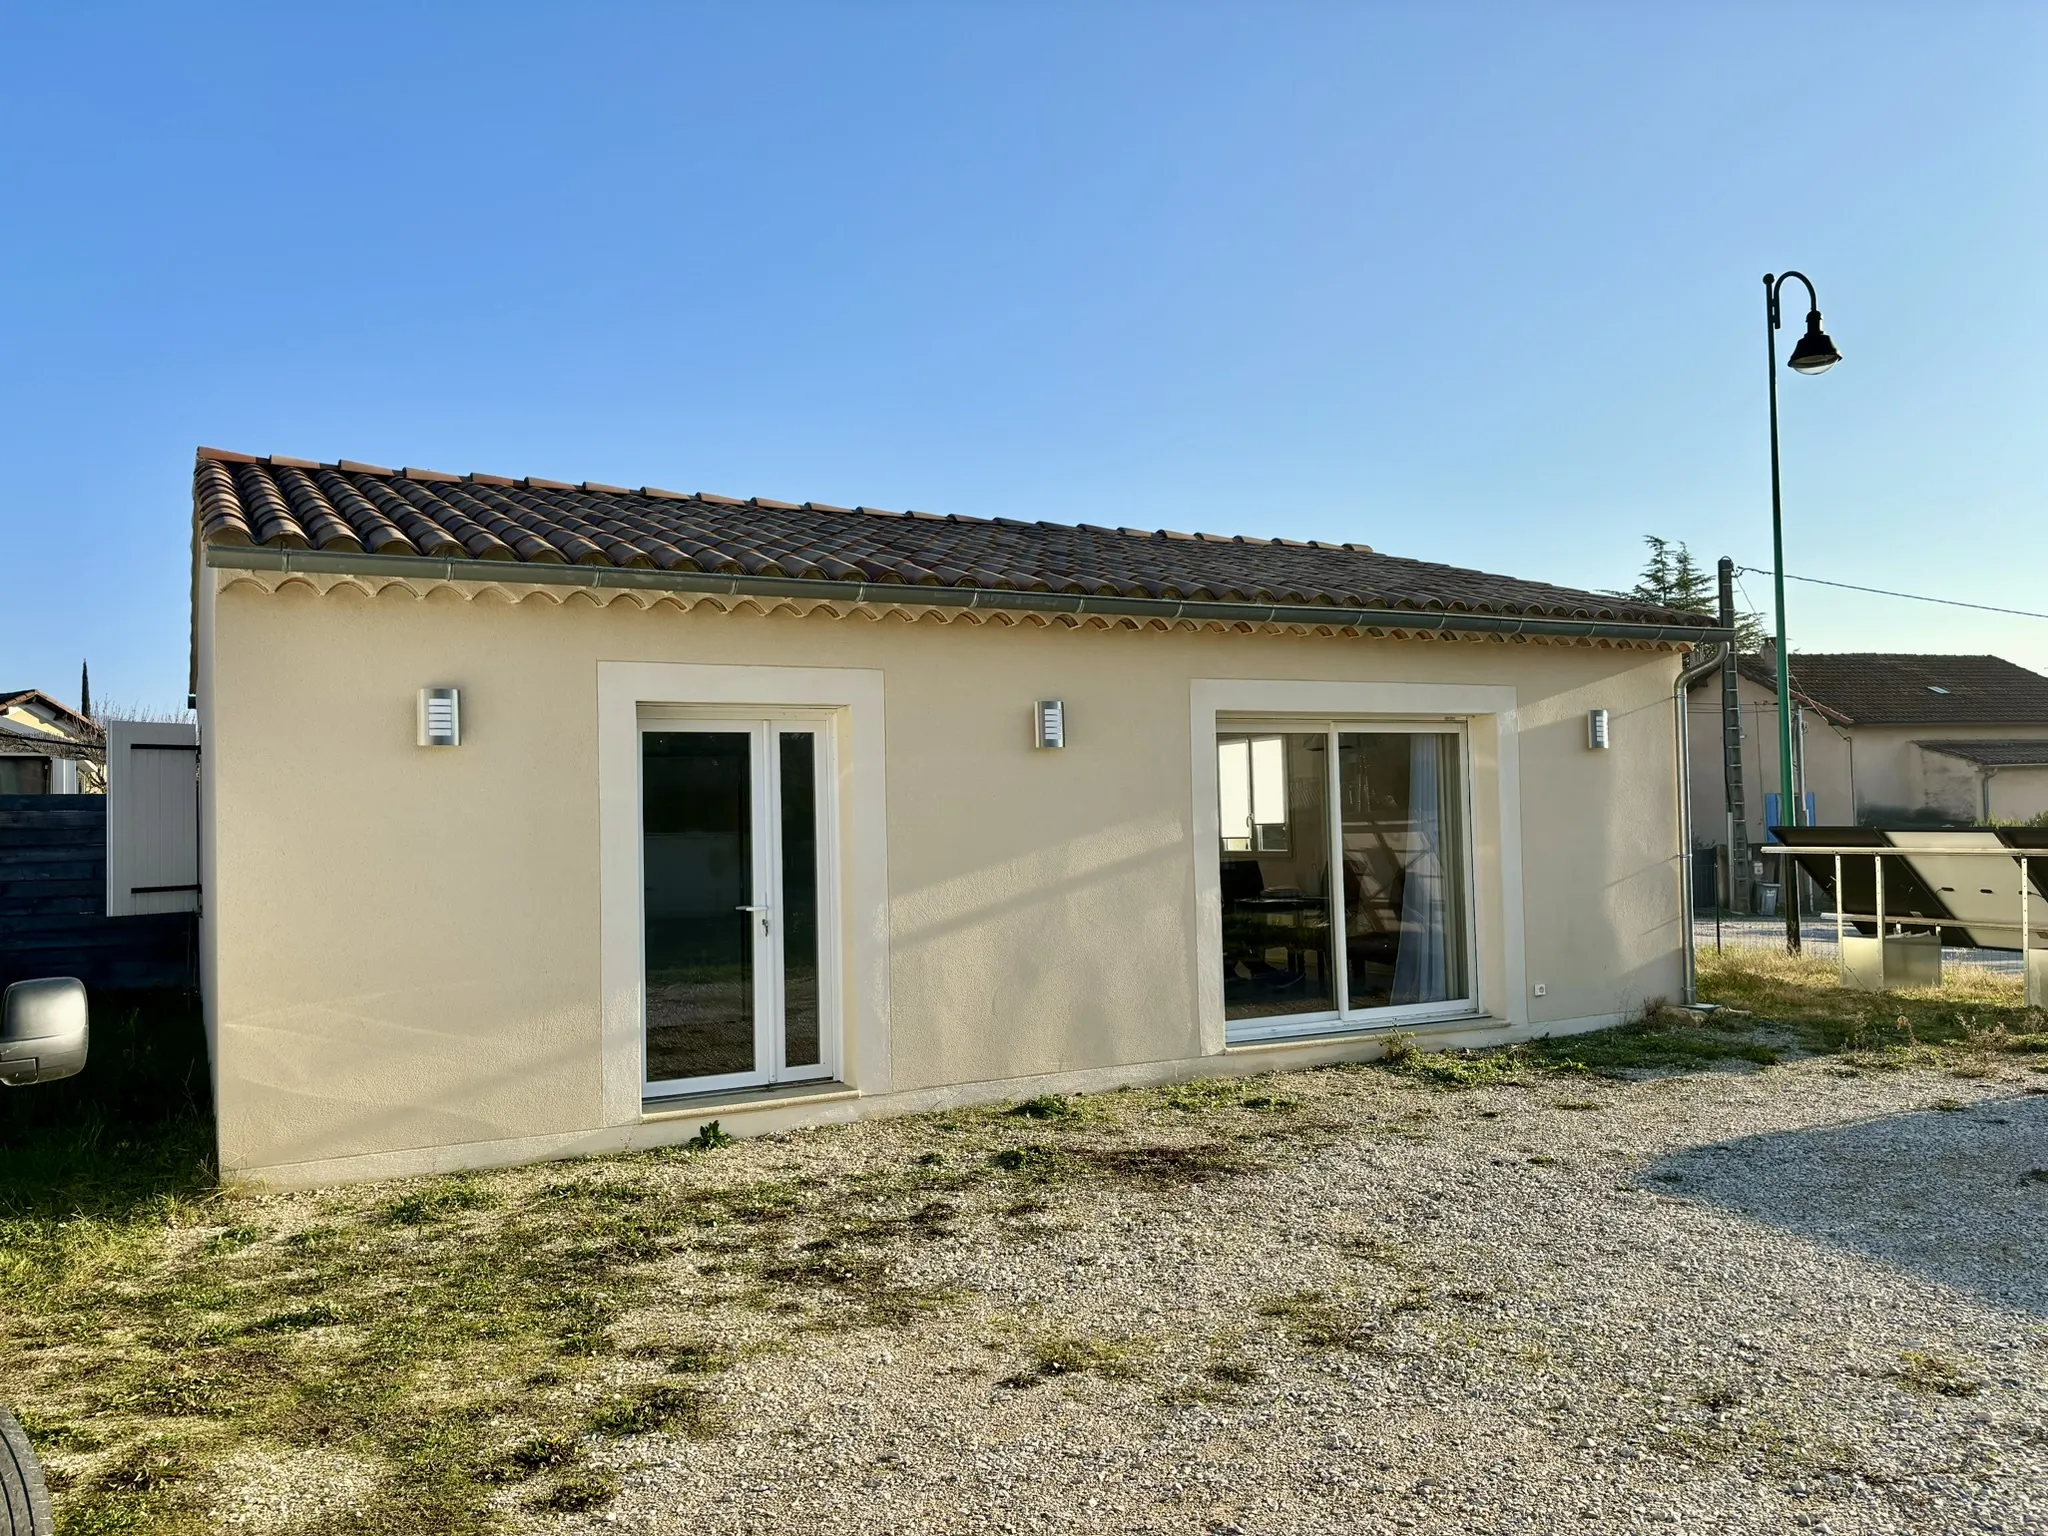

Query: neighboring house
[[1913, 740, 2048, 825], [0, 689, 100, 795], [190, 447, 1721, 1186], [1687, 652, 2048, 860]]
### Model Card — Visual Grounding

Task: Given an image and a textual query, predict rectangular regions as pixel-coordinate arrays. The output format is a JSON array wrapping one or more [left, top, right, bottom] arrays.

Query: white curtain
[[1391, 734, 1450, 1004]]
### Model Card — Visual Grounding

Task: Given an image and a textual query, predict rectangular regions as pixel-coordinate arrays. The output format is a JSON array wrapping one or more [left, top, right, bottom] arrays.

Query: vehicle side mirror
[[0, 978, 89, 1086]]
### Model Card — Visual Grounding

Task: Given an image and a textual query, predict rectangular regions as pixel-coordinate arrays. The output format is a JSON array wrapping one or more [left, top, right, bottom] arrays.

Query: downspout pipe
[[1677, 638, 1731, 1004]]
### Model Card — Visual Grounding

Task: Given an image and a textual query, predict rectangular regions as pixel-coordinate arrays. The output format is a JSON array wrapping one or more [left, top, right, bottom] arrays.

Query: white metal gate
[[105, 721, 200, 917]]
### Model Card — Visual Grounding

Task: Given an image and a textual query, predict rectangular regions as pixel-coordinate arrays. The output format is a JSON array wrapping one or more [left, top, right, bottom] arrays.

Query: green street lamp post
[[1763, 271, 1842, 952]]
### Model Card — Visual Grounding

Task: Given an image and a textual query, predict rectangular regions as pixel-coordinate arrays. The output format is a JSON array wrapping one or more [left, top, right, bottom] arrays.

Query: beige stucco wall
[[204, 574, 1689, 1183], [1907, 751, 2048, 825], [1686, 673, 1854, 846], [1854, 723, 2048, 822], [1989, 767, 2048, 824]]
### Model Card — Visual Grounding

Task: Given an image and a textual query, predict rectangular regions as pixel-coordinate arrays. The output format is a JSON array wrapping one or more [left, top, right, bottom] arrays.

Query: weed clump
[[686, 1120, 735, 1152], [382, 1180, 498, 1225], [1000, 1332, 1146, 1387], [1007, 1094, 1075, 1120]]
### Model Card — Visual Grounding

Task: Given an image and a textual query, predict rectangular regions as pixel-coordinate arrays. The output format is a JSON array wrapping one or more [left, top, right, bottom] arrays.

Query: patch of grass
[[478, 1433, 580, 1484], [1001, 1332, 1146, 1387], [1161, 1077, 1245, 1113], [1385, 1043, 1527, 1089], [1699, 948, 2044, 1060], [381, 1181, 497, 1225], [243, 1303, 342, 1334], [661, 1339, 734, 1374], [1255, 1289, 1378, 1351], [1886, 1349, 1983, 1399], [1006, 1094, 1075, 1120], [1528, 999, 1780, 1076], [1159, 1076, 1302, 1114], [588, 1383, 719, 1437], [529, 1467, 622, 1513]]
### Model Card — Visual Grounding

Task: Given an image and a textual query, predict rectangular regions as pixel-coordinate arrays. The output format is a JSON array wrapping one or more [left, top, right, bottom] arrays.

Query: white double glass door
[[639, 718, 832, 1096]]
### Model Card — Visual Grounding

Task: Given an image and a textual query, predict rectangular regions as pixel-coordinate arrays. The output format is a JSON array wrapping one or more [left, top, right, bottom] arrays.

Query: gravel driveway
[[545, 1056, 2048, 1536]]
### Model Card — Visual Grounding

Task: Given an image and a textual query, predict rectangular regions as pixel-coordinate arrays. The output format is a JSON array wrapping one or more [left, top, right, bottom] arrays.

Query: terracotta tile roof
[[1745, 653, 2048, 727], [1691, 654, 1854, 724], [190, 448, 1716, 631], [1915, 739, 2048, 767]]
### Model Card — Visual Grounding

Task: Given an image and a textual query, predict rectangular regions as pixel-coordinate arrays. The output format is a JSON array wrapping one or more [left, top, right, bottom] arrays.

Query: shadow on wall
[[1642, 1093, 2048, 1319], [1855, 804, 1978, 830]]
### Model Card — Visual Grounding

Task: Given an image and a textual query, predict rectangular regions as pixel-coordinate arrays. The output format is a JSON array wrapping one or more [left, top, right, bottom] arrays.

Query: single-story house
[[191, 448, 1722, 1186], [1686, 652, 2048, 856], [0, 689, 99, 795]]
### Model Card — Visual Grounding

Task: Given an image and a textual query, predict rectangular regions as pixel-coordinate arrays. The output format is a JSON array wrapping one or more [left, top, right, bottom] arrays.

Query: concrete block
[[1839, 933, 1943, 992]]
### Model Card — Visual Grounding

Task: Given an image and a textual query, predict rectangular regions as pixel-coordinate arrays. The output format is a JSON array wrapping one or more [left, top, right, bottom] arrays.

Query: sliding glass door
[[1219, 722, 1473, 1039], [641, 719, 833, 1096]]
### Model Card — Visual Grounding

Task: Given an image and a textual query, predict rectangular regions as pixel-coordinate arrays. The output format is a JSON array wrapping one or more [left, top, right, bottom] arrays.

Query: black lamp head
[[1787, 310, 1842, 374]]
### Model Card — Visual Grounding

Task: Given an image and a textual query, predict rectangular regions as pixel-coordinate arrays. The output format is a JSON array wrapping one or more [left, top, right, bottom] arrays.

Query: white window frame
[[598, 663, 890, 1125], [1191, 679, 1525, 1052], [634, 713, 843, 1099], [1214, 715, 1478, 1043]]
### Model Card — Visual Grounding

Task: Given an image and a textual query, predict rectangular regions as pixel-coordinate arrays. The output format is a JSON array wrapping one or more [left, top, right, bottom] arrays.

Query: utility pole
[[1717, 558, 1750, 916]]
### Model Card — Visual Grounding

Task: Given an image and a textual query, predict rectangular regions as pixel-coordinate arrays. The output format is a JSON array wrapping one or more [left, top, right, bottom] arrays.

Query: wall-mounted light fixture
[[1587, 708, 1610, 751], [418, 687, 462, 748], [1034, 700, 1065, 750]]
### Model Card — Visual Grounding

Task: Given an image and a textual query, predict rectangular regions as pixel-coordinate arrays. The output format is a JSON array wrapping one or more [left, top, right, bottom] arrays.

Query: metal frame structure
[[1759, 842, 2047, 1002]]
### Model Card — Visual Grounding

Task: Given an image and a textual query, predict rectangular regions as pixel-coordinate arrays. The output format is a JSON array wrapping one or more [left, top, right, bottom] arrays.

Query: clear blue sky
[[3, 4, 2044, 713]]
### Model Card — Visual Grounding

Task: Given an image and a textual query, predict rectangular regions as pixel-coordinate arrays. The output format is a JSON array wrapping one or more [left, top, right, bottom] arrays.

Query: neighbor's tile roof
[[1915, 739, 2048, 767], [192, 449, 1713, 630], [1769, 654, 2048, 727]]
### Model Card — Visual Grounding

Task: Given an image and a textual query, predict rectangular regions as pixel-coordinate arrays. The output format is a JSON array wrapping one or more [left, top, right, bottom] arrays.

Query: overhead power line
[[1734, 567, 2048, 623]]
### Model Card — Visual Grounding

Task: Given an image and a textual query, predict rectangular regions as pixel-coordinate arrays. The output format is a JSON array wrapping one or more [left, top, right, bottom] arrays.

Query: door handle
[[737, 904, 771, 935]]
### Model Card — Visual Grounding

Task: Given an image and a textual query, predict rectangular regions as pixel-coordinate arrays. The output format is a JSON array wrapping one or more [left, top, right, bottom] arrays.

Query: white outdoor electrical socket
[[1532, 983, 1547, 997]]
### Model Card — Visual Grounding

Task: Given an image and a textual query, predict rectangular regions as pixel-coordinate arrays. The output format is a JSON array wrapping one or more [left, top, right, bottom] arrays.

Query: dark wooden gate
[[0, 796, 197, 992]]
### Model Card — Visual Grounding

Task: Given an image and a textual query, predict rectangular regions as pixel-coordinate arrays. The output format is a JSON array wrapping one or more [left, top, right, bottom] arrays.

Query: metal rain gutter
[[204, 545, 1734, 648]]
